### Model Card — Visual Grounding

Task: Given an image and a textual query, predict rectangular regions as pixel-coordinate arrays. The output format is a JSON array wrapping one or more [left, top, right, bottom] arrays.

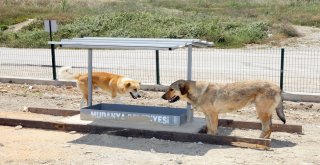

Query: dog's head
[[161, 80, 190, 103], [121, 78, 141, 99]]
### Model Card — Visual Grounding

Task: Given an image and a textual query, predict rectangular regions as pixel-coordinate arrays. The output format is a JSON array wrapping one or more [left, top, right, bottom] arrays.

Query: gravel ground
[[0, 82, 320, 165]]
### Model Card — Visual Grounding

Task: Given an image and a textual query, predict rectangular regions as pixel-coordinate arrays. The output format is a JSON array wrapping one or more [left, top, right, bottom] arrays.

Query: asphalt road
[[0, 47, 319, 93]]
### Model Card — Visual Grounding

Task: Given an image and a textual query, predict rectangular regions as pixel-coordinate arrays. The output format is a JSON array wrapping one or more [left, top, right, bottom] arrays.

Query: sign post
[[44, 20, 58, 80]]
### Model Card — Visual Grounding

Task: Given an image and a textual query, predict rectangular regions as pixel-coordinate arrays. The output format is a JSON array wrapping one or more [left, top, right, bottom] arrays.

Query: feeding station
[[49, 37, 213, 127], [0, 37, 302, 150]]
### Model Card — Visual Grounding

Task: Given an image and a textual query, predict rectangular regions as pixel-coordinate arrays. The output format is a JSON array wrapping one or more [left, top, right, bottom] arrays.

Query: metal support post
[[88, 48, 93, 106], [49, 20, 57, 80], [51, 44, 56, 80], [156, 50, 160, 84], [280, 48, 285, 91], [187, 45, 193, 122]]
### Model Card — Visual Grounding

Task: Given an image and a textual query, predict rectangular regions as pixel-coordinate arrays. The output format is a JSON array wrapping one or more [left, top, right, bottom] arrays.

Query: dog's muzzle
[[161, 94, 180, 103], [168, 95, 180, 103], [130, 92, 141, 99]]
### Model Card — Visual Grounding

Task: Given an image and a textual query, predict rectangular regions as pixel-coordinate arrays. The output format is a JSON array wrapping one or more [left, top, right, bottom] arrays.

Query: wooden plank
[[26, 107, 302, 134], [27, 107, 79, 117], [0, 117, 270, 150], [218, 119, 302, 134]]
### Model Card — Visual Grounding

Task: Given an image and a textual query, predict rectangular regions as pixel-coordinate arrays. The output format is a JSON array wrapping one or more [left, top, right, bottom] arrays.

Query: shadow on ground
[[69, 133, 233, 156], [271, 139, 297, 148]]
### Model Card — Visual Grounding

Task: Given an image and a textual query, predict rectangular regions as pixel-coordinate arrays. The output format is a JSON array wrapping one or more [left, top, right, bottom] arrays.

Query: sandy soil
[[4, 19, 35, 32], [0, 83, 320, 165], [279, 25, 320, 48], [246, 25, 320, 49], [1, 23, 320, 164]]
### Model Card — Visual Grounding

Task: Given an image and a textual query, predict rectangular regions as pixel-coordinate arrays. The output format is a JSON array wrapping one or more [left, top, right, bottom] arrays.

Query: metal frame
[[187, 45, 193, 121], [49, 37, 213, 122]]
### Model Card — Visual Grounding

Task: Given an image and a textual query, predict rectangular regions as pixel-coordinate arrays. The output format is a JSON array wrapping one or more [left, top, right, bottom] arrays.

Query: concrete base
[[0, 76, 167, 91], [282, 92, 320, 103], [0, 76, 76, 87], [59, 114, 206, 134]]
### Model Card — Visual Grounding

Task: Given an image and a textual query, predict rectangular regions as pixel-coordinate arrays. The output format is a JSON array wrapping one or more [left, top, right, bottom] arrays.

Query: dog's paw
[[207, 129, 218, 136], [198, 125, 208, 134]]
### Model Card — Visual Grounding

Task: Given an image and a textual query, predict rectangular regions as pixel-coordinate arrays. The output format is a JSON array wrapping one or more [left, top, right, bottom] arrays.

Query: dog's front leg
[[79, 97, 86, 108], [204, 114, 212, 134], [206, 112, 219, 135], [114, 97, 122, 104]]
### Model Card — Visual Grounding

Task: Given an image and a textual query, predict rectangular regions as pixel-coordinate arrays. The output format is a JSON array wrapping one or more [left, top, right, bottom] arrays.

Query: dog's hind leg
[[80, 97, 86, 108], [255, 97, 274, 139], [81, 92, 89, 106], [259, 113, 272, 138], [77, 81, 89, 105]]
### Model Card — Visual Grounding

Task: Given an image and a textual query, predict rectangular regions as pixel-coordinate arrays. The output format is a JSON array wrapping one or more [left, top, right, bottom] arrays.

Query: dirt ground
[[0, 82, 320, 165], [246, 25, 320, 49], [1, 20, 320, 164]]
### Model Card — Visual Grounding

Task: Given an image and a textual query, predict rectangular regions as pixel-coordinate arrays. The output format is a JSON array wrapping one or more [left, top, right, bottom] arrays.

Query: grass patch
[[1, 12, 269, 48]]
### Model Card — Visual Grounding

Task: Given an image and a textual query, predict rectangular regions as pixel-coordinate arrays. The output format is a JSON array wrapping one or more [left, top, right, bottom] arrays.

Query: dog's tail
[[276, 94, 286, 124], [58, 66, 78, 80]]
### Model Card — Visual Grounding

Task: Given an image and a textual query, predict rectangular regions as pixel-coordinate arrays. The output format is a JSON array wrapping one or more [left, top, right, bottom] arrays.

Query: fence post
[[155, 50, 160, 84], [51, 44, 57, 80], [49, 20, 57, 80], [280, 48, 285, 91]]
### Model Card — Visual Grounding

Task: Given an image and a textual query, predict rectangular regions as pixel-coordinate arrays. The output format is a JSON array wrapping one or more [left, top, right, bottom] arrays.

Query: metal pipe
[[50, 44, 56, 80], [156, 50, 160, 84], [88, 48, 93, 106], [280, 48, 285, 91], [49, 20, 56, 80], [187, 45, 192, 80], [187, 45, 193, 122]]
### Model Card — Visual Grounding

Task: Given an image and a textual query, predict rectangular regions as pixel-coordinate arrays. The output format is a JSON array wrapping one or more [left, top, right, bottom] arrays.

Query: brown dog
[[162, 79, 286, 138], [59, 66, 141, 106]]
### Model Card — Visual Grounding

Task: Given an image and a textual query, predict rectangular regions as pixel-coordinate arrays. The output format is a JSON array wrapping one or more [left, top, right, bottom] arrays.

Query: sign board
[[44, 20, 57, 32], [80, 103, 188, 126]]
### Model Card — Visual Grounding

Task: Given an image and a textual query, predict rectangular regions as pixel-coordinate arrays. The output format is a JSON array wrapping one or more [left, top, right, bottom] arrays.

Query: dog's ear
[[125, 82, 131, 88], [179, 83, 189, 95]]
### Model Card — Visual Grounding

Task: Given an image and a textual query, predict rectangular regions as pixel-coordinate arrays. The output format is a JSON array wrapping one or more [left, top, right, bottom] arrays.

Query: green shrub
[[4, 30, 49, 48], [0, 25, 8, 31], [55, 12, 269, 48], [0, 12, 271, 48], [60, 0, 69, 12], [0, 32, 8, 45]]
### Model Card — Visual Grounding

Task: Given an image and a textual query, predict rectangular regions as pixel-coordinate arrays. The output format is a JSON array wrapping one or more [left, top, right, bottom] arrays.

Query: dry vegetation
[[0, 0, 319, 48]]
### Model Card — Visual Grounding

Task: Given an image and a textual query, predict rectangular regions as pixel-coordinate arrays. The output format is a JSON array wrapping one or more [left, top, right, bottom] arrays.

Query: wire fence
[[0, 47, 319, 93]]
